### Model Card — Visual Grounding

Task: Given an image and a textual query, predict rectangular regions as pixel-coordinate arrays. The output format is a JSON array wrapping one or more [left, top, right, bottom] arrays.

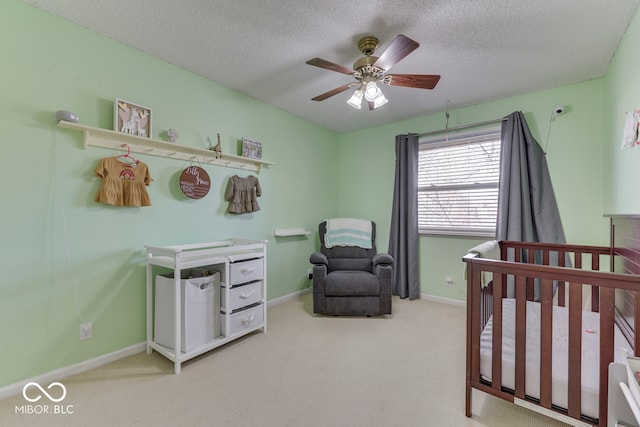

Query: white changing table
[[145, 239, 267, 374]]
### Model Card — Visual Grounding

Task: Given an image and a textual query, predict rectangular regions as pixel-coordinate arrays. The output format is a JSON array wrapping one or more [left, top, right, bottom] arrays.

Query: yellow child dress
[[95, 157, 153, 206]]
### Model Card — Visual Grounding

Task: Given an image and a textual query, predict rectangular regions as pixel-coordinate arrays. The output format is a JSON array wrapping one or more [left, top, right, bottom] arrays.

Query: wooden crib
[[463, 215, 640, 427]]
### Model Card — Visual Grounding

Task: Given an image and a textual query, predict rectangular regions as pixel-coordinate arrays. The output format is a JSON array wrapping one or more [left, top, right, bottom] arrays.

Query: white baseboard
[[0, 289, 310, 400], [421, 293, 466, 308], [0, 287, 328, 401], [267, 287, 311, 308], [0, 342, 146, 401]]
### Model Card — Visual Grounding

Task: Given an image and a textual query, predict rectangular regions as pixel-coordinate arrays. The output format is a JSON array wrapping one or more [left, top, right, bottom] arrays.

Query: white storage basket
[[154, 271, 221, 352]]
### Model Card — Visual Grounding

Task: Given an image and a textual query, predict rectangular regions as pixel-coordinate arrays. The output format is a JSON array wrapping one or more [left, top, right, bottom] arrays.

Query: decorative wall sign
[[242, 138, 262, 160], [114, 99, 152, 138], [622, 108, 640, 148], [179, 166, 211, 199]]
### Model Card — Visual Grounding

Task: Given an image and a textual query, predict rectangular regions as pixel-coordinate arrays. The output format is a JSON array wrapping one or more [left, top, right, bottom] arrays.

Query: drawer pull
[[240, 314, 255, 325], [239, 289, 255, 299], [240, 266, 256, 274]]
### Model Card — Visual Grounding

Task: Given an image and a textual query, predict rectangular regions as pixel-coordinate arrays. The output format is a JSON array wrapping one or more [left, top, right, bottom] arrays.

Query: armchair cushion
[[325, 271, 380, 296], [328, 257, 372, 272]]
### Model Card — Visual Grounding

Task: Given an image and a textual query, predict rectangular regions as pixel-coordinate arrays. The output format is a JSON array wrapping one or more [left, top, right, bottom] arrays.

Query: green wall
[[3, 0, 638, 390], [604, 4, 640, 213], [338, 80, 607, 300], [0, 0, 338, 388]]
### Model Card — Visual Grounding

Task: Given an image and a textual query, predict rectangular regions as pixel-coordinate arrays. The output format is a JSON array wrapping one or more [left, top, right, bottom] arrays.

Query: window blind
[[418, 128, 501, 237]]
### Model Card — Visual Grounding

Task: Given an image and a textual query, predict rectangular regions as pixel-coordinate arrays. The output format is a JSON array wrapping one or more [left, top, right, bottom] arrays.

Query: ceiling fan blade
[[374, 35, 419, 71], [311, 83, 354, 101], [385, 74, 441, 89], [306, 58, 354, 75]]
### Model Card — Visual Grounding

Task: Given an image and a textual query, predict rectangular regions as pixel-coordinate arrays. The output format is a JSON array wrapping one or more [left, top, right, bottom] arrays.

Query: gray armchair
[[310, 220, 393, 316]]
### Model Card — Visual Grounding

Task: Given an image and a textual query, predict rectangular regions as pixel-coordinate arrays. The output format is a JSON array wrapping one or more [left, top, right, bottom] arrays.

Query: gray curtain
[[497, 111, 567, 298], [388, 134, 420, 299]]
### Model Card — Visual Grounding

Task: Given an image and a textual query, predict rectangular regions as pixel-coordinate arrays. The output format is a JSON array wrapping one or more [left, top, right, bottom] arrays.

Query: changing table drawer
[[222, 280, 263, 311], [228, 304, 264, 336], [230, 258, 263, 285]]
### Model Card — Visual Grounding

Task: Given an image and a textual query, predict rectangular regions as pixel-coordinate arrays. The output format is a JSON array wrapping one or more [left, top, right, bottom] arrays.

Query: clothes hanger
[[116, 144, 138, 166]]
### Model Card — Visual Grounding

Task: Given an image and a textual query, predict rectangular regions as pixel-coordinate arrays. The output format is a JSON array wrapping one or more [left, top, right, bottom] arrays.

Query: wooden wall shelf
[[58, 121, 274, 173]]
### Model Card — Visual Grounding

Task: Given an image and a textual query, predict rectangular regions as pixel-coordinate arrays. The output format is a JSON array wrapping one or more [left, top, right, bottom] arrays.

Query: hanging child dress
[[225, 175, 261, 214], [95, 157, 153, 206]]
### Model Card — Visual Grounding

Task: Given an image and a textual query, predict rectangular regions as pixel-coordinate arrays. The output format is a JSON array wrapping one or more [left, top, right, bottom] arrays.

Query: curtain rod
[[418, 117, 507, 138]]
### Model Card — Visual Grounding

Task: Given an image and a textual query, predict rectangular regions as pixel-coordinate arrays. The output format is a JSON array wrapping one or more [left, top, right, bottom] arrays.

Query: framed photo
[[114, 99, 152, 138], [242, 138, 262, 160]]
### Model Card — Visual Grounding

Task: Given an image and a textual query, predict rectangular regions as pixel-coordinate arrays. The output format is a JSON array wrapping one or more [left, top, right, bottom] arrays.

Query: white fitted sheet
[[480, 298, 631, 420]]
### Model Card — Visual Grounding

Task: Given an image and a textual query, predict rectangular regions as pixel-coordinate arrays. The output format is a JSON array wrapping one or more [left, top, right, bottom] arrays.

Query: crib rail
[[499, 240, 612, 311], [464, 241, 640, 427]]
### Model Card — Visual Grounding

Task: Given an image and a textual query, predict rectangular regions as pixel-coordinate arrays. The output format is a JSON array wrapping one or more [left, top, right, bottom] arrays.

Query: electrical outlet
[[307, 268, 313, 280], [80, 322, 93, 340], [445, 276, 453, 287]]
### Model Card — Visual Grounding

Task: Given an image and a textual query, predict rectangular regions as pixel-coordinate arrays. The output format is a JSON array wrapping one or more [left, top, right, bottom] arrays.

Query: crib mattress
[[480, 298, 631, 420]]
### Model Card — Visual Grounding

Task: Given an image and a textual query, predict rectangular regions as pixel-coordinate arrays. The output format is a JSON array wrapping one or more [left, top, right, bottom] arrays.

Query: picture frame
[[241, 138, 262, 160], [114, 98, 152, 138]]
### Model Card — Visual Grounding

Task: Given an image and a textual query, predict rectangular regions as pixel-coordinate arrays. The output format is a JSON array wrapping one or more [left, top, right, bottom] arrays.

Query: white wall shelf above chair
[[274, 228, 310, 237], [57, 121, 274, 173]]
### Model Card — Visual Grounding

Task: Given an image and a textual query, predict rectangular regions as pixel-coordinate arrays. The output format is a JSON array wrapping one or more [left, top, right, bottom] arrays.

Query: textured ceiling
[[22, 0, 640, 133]]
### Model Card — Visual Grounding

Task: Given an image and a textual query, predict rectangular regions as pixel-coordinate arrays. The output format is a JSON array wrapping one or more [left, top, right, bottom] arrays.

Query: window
[[418, 127, 501, 237]]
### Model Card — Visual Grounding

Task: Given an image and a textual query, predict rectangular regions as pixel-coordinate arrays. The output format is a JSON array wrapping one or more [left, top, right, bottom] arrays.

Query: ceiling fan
[[306, 34, 441, 110]]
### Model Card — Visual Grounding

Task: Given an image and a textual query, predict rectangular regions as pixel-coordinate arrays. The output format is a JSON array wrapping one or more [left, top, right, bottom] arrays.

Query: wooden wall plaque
[[179, 166, 210, 199]]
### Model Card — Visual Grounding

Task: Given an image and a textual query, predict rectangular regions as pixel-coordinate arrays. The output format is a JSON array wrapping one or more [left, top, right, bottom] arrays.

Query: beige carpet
[[0, 293, 569, 426]]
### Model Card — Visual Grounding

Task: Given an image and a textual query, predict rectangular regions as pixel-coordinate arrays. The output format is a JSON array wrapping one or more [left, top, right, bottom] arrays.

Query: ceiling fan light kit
[[364, 81, 380, 101], [306, 34, 441, 111], [372, 92, 388, 109], [347, 89, 363, 109], [345, 80, 388, 110]]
